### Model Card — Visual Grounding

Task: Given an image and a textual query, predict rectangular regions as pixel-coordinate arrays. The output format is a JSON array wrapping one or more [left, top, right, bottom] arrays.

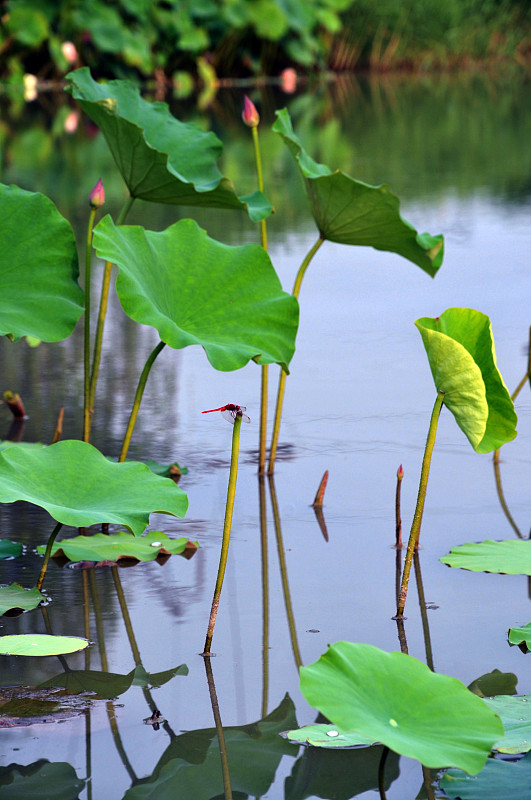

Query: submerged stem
[[119, 340, 166, 463], [396, 391, 444, 618], [378, 746, 389, 800], [88, 195, 135, 434], [268, 236, 324, 474], [83, 207, 97, 443], [203, 413, 243, 655], [37, 521, 63, 591]]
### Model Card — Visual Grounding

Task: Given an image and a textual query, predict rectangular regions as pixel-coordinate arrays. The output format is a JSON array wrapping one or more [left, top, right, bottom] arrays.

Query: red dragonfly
[[202, 404, 251, 425]]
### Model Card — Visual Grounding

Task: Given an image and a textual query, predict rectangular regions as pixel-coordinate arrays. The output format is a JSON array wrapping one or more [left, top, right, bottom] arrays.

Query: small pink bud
[[89, 178, 105, 209], [397, 464, 403, 480], [242, 95, 260, 127], [61, 41, 78, 64]]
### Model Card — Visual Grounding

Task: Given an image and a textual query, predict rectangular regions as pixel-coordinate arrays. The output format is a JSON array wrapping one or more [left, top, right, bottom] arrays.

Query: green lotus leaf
[[0, 761, 85, 799], [39, 668, 136, 698], [0, 584, 44, 615], [508, 623, 531, 652], [300, 641, 503, 775], [273, 108, 444, 276], [0, 634, 89, 656], [281, 723, 377, 748], [441, 751, 531, 800], [0, 184, 84, 342], [484, 695, 531, 754], [0, 441, 45, 453], [416, 308, 517, 452], [441, 540, 531, 574], [132, 663, 188, 688], [0, 440, 188, 536], [0, 540, 22, 559], [92, 215, 299, 372], [66, 67, 271, 221], [36, 530, 195, 563]]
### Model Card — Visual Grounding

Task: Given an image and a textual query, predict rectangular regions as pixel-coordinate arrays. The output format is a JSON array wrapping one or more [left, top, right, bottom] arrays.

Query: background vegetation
[[0, 0, 529, 88]]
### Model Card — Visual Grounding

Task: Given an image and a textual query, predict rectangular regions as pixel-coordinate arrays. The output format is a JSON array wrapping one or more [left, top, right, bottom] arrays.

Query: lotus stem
[[119, 340, 166, 463], [395, 464, 403, 548], [258, 475, 269, 717], [250, 122, 269, 475], [268, 236, 324, 474], [396, 391, 444, 618], [83, 206, 97, 442], [203, 413, 243, 655], [36, 521, 63, 591], [88, 195, 135, 435]]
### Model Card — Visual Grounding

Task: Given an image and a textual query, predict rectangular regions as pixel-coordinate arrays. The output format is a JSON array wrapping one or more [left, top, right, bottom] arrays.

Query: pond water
[[0, 71, 530, 799]]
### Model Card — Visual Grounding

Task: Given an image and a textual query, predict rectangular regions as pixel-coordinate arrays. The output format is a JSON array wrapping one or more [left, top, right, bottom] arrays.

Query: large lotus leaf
[[441, 540, 531, 574], [92, 215, 299, 372], [273, 108, 443, 276], [39, 668, 136, 698], [300, 642, 503, 775], [0, 584, 44, 615], [65, 67, 270, 221], [416, 309, 517, 453], [484, 695, 531, 754], [508, 623, 531, 652], [0, 761, 85, 799], [0, 184, 84, 342], [441, 751, 531, 800], [0, 635, 89, 656], [0, 442, 45, 453], [0, 440, 187, 535], [36, 530, 195, 563], [124, 694, 297, 799], [281, 723, 377, 748]]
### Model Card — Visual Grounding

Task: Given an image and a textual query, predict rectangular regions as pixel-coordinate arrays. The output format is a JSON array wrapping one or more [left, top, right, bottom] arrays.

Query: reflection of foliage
[[0, 760, 85, 797], [123, 694, 297, 799], [1, 0, 356, 81]]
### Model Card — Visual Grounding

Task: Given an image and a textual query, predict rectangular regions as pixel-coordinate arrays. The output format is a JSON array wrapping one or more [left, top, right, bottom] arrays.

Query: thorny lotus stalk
[[203, 412, 243, 655]]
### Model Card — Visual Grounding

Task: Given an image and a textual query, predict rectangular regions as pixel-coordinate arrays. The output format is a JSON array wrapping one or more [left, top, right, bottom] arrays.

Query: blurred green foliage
[[0, 0, 528, 86]]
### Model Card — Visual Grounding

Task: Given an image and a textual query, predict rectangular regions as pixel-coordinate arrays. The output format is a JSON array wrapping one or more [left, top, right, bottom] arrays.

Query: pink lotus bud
[[397, 464, 404, 480], [242, 95, 260, 127], [64, 110, 79, 134], [61, 41, 78, 64], [280, 68, 297, 94], [89, 178, 105, 209]]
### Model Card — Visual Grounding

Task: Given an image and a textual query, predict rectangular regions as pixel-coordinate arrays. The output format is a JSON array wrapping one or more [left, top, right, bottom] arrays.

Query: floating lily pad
[[0, 584, 45, 616], [273, 108, 443, 276], [281, 723, 377, 748], [36, 530, 195, 563], [484, 695, 531, 754], [0, 540, 22, 559], [508, 623, 531, 653], [0, 440, 188, 536], [0, 635, 89, 656], [416, 309, 517, 453], [441, 540, 531, 574], [441, 751, 531, 800], [0, 184, 84, 342], [93, 215, 299, 373], [300, 642, 503, 775], [0, 760, 85, 798], [0, 686, 94, 726], [66, 67, 270, 221]]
